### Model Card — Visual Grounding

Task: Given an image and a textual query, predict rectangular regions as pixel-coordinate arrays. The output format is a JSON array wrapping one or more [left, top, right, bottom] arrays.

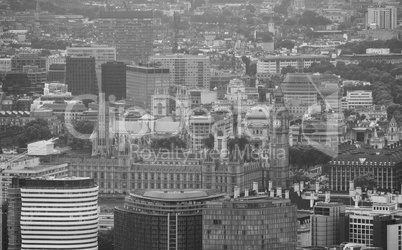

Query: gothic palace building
[[60, 154, 267, 195]]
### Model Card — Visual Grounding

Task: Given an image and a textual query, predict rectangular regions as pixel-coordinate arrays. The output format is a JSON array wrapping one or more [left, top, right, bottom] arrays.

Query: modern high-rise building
[[150, 54, 211, 89], [202, 195, 298, 250], [7, 177, 99, 250], [67, 45, 116, 88], [114, 189, 225, 250], [65, 55, 98, 95], [367, 6, 397, 30], [66, 45, 116, 69], [101, 61, 126, 101], [97, 11, 153, 62], [188, 114, 214, 150], [126, 65, 170, 109], [340, 203, 402, 250], [47, 63, 66, 82], [310, 202, 346, 248]]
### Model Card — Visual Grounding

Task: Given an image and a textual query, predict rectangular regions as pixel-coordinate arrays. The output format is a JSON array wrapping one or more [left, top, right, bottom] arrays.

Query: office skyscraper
[[114, 189, 225, 250], [65, 55, 98, 95], [97, 11, 153, 63], [310, 202, 346, 248], [7, 177, 99, 250], [101, 61, 126, 101], [150, 54, 211, 89], [367, 6, 397, 30], [126, 65, 169, 109]]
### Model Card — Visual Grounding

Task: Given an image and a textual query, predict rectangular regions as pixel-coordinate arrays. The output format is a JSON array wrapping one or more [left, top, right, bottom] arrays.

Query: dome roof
[[246, 106, 271, 119]]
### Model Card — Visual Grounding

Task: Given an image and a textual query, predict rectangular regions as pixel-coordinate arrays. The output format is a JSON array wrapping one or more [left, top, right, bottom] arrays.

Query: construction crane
[[172, 12, 180, 53], [123, 0, 130, 11]]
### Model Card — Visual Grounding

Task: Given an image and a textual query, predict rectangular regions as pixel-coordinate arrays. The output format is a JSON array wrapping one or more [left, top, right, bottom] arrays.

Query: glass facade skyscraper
[[114, 189, 225, 250]]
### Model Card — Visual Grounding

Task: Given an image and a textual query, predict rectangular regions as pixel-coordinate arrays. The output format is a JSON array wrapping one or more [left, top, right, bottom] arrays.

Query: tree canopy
[[281, 65, 297, 75], [98, 228, 114, 250], [354, 173, 377, 190], [275, 39, 295, 50], [227, 136, 249, 153], [338, 39, 402, 55], [304, 58, 402, 109], [67, 120, 94, 150], [289, 145, 332, 170], [202, 134, 215, 149], [298, 10, 332, 27], [150, 136, 186, 152], [18, 119, 52, 148]]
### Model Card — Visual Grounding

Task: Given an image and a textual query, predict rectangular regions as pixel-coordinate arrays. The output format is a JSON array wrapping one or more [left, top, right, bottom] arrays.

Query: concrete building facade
[[97, 11, 153, 63], [203, 196, 297, 250], [150, 54, 210, 89]]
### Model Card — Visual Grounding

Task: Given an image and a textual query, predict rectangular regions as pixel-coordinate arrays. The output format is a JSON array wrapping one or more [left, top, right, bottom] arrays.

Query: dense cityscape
[[2, 0, 402, 249]]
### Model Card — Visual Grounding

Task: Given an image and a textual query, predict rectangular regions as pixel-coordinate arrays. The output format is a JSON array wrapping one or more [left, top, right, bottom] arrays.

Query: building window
[[157, 103, 162, 114], [213, 220, 222, 225]]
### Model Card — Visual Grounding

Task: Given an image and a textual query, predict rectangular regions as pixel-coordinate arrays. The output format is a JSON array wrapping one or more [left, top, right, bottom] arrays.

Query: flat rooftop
[[132, 189, 225, 201]]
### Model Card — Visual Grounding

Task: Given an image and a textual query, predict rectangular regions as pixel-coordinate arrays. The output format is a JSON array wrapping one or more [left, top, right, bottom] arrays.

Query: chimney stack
[[245, 189, 249, 197], [349, 181, 355, 190], [277, 187, 282, 198], [253, 182, 258, 192], [285, 190, 289, 199], [294, 183, 300, 193], [270, 189, 274, 198], [300, 181, 304, 191], [325, 191, 330, 203], [234, 186, 240, 198], [268, 181, 273, 191], [315, 182, 320, 193]]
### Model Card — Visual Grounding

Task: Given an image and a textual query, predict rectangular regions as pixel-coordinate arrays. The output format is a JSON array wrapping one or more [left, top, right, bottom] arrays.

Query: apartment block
[[367, 6, 397, 30]]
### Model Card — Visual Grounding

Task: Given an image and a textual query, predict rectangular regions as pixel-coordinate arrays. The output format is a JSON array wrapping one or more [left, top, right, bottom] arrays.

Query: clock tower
[[269, 87, 290, 189]]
